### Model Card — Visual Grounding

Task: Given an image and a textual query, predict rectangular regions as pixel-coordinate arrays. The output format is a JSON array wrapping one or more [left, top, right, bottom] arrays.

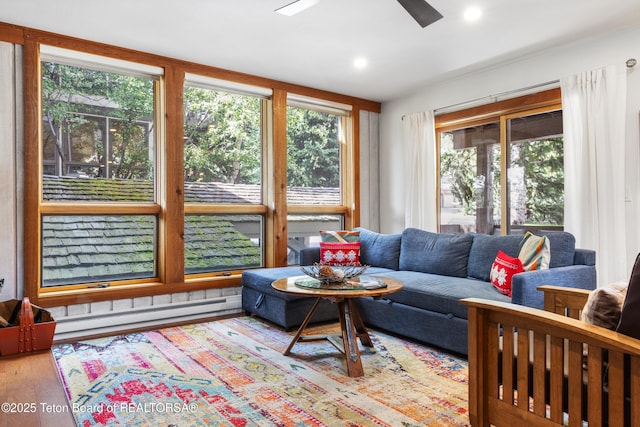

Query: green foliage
[[183, 87, 261, 184], [440, 135, 477, 215], [42, 62, 154, 180], [286, 106, 340, 188], [514, 137, 564, 225], [440, 133, 564, 228], [42, 62, 342, 189]]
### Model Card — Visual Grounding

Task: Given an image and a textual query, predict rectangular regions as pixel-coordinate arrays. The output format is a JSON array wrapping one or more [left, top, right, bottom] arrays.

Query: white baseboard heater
[[53, 295, 242, 342]]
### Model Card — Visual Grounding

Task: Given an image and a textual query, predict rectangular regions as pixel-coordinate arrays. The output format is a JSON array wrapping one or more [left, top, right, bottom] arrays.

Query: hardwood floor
[[0, 350, 74, 427]]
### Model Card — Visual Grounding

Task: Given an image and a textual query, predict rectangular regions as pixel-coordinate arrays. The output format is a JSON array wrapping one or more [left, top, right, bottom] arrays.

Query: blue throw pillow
[[467, 234, 522, 282], [542, 231, 576, 268], [398, 228, 474, 277], [354, 227, 402, 270]]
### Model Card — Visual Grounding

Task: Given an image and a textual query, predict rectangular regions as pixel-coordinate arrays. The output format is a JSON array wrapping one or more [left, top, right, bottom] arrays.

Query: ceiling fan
[[396, 0, 443, 28], [276, 0, 443, 28]]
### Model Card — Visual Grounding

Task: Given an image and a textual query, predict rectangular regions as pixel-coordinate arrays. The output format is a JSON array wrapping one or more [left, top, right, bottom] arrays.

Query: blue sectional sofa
[[241, 227, 596, 355]]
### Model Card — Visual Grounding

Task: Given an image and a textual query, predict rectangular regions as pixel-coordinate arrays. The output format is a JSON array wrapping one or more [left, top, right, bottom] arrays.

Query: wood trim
[[271, 89, 289, 267], [435, 88, 561, 129], [0, 22, 24, 44], [182, 61, 381, 113], [184, 204, 268, 215], [348, 109, 360, 229], [23, 35, 41, 303], [35, 275, 243, 308], [40, 203, 162, 215], [274, 81, 380, 113], [162, 65, 185, 284], [286, 205, 350, 214]]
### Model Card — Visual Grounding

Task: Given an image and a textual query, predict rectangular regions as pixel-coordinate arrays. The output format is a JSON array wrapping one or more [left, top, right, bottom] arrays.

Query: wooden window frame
[[435, 88, 562, 235], [9, 23, 380, 307]]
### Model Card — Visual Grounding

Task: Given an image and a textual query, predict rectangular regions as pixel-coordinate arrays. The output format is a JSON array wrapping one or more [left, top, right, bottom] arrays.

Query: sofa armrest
[[300, 247, 320, 266], [511, 265, 596, 310], [574, 248, 596, 266]]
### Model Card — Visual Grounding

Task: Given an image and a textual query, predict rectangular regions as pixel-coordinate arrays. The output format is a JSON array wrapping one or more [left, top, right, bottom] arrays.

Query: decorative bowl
[[300, 263, 369, 284]]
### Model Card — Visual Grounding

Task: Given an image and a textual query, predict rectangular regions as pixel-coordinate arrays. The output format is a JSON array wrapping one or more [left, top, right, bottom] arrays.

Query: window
[[285, 96, 352, 264], [39, 46, 161, 290], [437, 89, 563, 235], [183, 75, 271, 275], [21, 33, 375, 306]]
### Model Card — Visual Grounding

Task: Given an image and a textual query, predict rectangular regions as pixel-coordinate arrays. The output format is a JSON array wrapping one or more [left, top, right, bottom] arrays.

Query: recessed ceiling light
[[353, 57, 368, 70], [276, 0, 320, 16], [463, 6, 482, 22]]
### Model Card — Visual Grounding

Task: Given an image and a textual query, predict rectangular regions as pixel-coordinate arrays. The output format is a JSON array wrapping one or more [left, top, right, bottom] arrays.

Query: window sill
[[32, 275, 242, 308]]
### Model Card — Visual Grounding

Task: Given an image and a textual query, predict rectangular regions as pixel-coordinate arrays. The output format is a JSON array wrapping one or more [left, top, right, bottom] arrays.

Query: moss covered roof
[[42, 175, 340, 204]]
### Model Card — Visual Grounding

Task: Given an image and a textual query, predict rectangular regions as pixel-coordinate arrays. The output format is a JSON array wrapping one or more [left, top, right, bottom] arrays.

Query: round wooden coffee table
[[271, 275, 403, 377]]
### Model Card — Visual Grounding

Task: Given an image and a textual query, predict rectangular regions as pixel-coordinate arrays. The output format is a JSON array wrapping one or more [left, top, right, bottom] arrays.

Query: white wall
[[379, 25, 640, 270]]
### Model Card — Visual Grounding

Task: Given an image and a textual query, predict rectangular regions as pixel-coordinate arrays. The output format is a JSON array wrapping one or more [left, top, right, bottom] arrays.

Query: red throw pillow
[[319, 242, 361, 266], [490, 250, 524, 297]]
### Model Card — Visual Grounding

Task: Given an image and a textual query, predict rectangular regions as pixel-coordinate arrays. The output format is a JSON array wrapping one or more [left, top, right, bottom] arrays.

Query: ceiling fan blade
[[397, 0, 443, 28]]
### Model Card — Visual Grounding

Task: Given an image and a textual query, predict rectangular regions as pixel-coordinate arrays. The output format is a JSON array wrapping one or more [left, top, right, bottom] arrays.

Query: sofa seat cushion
[[372, 271, 510, 319]]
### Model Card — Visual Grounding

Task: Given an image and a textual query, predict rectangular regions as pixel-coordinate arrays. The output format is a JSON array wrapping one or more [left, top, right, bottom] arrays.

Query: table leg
[[338, 299, 364, 377], [350, 299, 373, 348], [284, 297, 322, 356]]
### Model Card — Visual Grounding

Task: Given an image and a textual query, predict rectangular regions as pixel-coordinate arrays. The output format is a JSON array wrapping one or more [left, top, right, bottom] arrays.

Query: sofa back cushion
[[468, 234, 522, 282], [542, 231, 576, 268], [355, 227, 402, 270], [399, 228, 473, 277]]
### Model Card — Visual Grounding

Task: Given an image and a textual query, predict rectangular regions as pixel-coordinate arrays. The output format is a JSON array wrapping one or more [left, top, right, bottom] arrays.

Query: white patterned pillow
[[518, 232, 550, 271]]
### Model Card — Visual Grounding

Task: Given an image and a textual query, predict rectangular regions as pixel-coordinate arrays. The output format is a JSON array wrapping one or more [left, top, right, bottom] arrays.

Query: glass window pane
[[41, 61, 155, 202], [41, 215, 156, 288], [507, 110, 564, 234], [440, 122, 500, 234], [286, 106, 342, 205], [184, 215, 262, 274], [183, 86, 262, 203], [42, 175, 154, 202], [287, 214, 343, 265]]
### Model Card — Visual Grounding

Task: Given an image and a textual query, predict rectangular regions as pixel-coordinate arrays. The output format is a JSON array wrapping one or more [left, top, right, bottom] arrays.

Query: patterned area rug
[[53, 316, 469, 426]]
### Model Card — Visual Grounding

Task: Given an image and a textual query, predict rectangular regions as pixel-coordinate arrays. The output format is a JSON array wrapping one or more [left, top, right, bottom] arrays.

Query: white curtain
[[403, 111, 437, 231], [561, 65, 627, 286], [0, 42, 18, 299]]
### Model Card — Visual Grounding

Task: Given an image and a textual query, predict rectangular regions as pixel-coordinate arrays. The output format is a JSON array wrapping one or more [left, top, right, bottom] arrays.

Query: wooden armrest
[[537, 285, 591, 319], [462, 297, 640, 427]]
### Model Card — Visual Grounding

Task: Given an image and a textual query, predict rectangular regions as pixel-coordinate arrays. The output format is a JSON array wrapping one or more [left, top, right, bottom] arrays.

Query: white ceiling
[[2, 0, 640, 102]]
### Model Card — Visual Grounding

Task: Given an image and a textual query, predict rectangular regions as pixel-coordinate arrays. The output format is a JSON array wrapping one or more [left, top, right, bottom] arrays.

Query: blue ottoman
[[241, 267, 339, 330]]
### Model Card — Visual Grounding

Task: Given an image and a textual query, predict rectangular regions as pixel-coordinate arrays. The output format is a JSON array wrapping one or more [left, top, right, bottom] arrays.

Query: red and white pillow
[[490, 250, 524, 297], [320, 242, 361, 265], [319, 230, 361, 266]]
